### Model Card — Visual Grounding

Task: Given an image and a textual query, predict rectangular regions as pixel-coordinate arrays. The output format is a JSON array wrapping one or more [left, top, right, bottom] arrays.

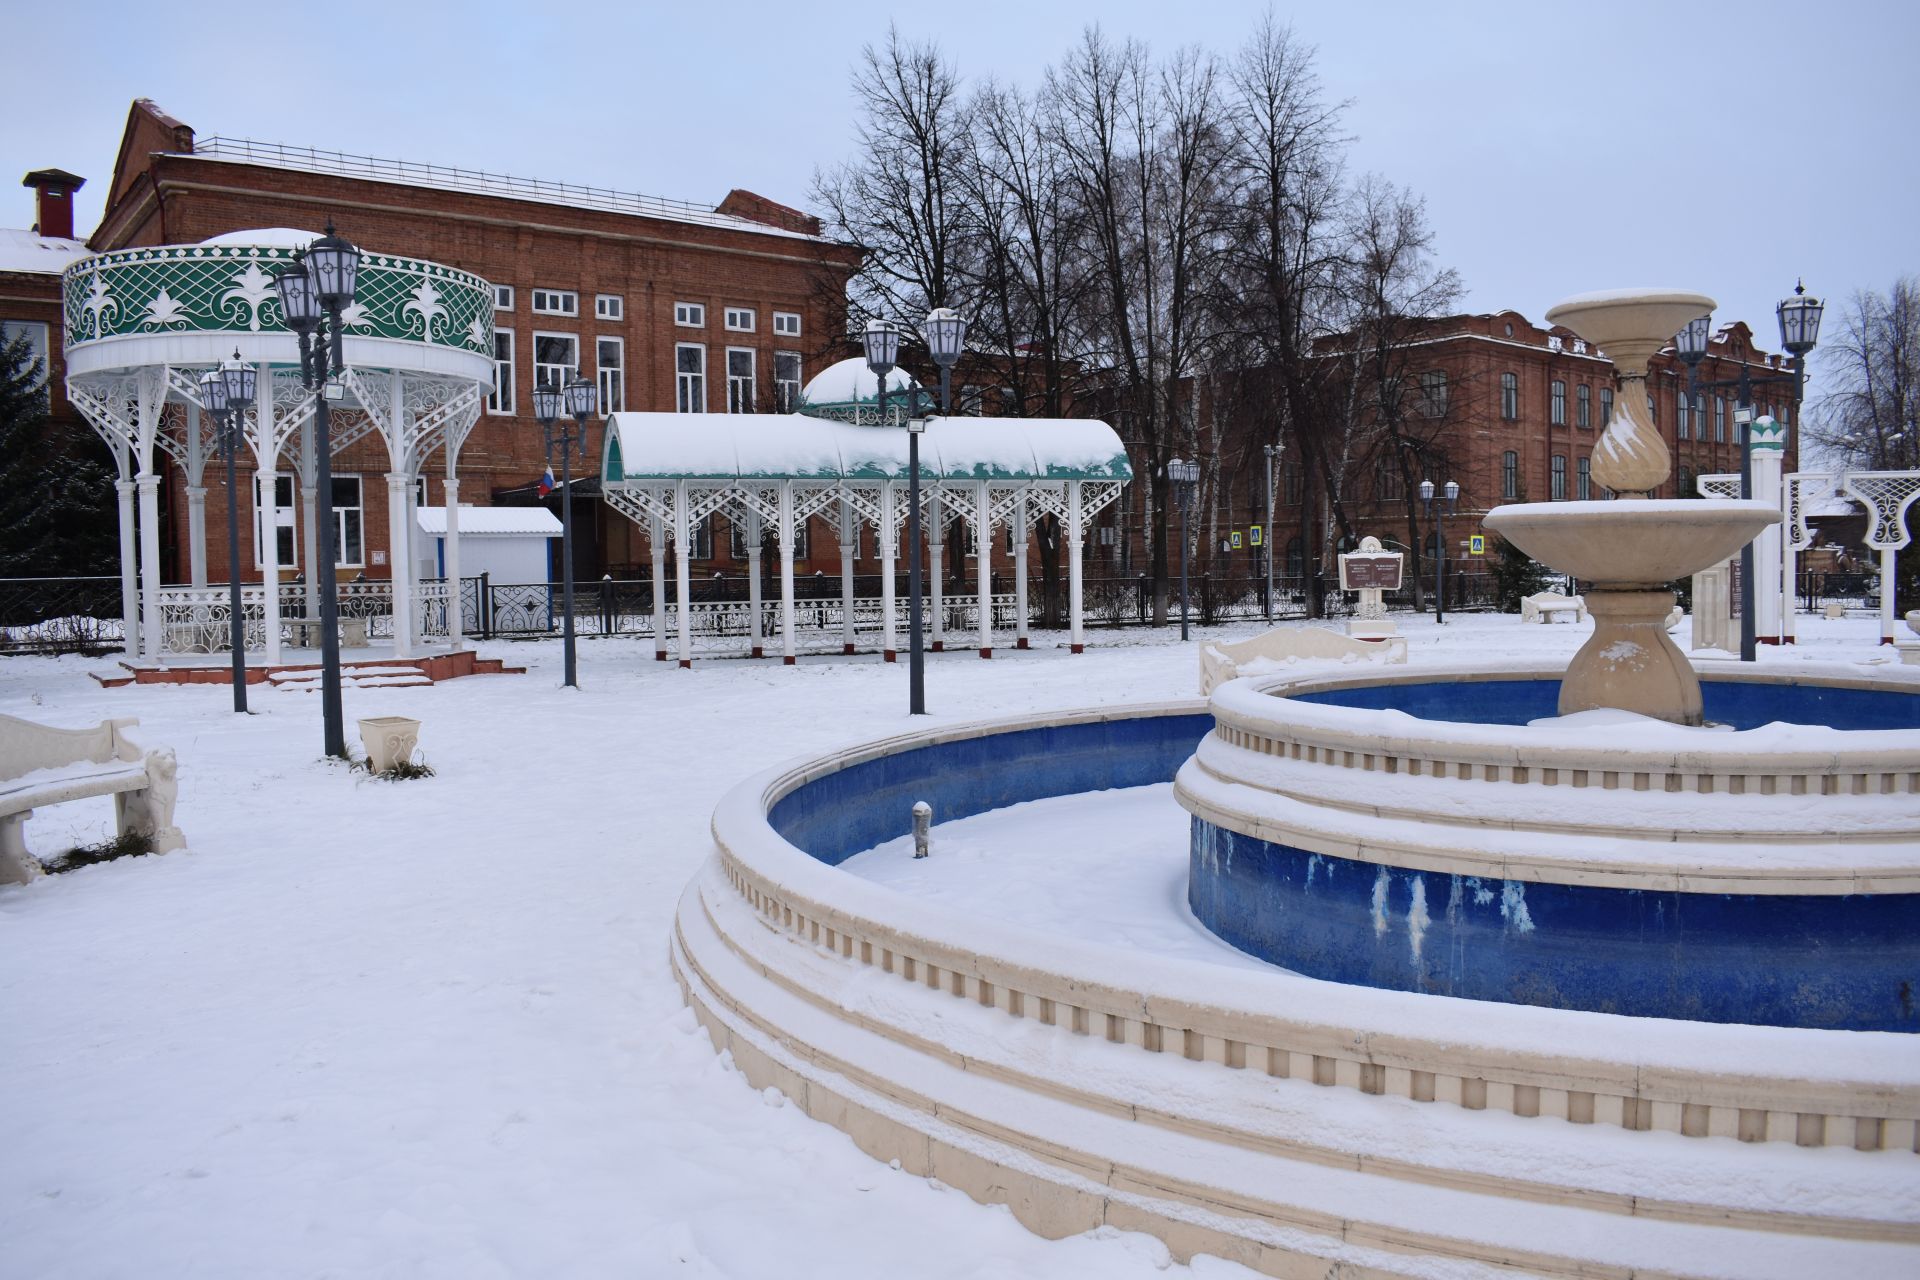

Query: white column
[[650, 513, 668, 661], [300, 415, 320, 620], [1068, 480, 1086, 654], [385, 472, 415, 657], [1880, 547, 1897, 645], [1781, 532, 1799, 645], [137, 474, 164, 664], [839, 502, 857, 655], [929, 488, 945, 651], [778, 481, 797, 665], [1751, 437, 1785, 644], [975, 482, 993, 658], [116, 478, 139, 657], [1014, 490, 1030, 650], [444, 475, 464, 647], [673, 483, 693, 667], [259, 464, 283, 665], [880, 484, 898, 662], [186, 487, 209, 588], [746, 510, 764, 658]]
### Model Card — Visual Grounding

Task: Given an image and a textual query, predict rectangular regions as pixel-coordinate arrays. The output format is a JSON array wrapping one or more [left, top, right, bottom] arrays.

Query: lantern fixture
[[564, 370, 597, 422], [862, 317, 900, 375], [1777, 281, 1824, 357], [1418, 478, 1435, 504], [274, 257, 321, 334], [304, 222, 362, 312], [925, 307, 967, 370], [532, 379, 565, 425], [219, 349, 256, 412], [198, 367, 229, 417], [1673, 314, 1712, 366]]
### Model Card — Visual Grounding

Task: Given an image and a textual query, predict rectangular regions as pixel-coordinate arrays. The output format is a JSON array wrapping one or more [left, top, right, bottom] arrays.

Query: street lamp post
[[1262, 443, 1277, 621], [864, 319, 926, 713], [533, 374, 597, 688], [1168, 457, 1200, 640], [1673, 283, 1824, 662], [199, 354, 255, 713], [1420, 478, 1459, 624], [273, 224, 362, 760]]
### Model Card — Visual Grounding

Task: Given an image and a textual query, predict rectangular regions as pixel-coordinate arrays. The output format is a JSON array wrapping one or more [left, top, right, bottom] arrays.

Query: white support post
[[137, 474, 163, 665], [1751, 429, 1785, 644], [444, 474, 464, 647], [386, 471, 415, 658], [116, 478, 139, 657], [880, 484, 898, 662], [1068, 480, 1086, 654], [779, 480, 798, 666], [673, 483, 693, 668], [746, 509, 764, 658], [976, 481, 993, 658], [839, 502, 856, 656], [1880, 547, 1897, 645], [1014, 490, 1030, 650], [650, 513, 667, 661], [300, 418, 319, 620], [1781, 531, 1799, 645], [258, 374, 282, 666], [185, 403, 208, 588], [929, 488, 946, 652]]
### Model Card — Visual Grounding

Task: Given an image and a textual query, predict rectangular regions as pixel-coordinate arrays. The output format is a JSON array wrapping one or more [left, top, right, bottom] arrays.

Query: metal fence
[[0, 576, 126, 653]]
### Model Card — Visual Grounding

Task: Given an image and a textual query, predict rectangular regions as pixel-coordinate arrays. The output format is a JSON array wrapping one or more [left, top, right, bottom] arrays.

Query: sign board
[[1338, 554, 1402, 591], [1249, 525, 1263, 547], [1469, 534, 1485, 556], [372, 550, 387, 566], [1230, 530, 1243, 549]]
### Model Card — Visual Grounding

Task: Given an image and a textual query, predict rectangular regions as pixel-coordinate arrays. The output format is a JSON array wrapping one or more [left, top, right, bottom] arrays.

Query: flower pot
[[358, 716, 421, 773]]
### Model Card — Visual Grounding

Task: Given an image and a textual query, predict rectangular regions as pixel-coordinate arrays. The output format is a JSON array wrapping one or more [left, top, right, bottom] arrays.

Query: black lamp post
[[1262, 443, 1278, 621], [532, 373, 597, 688], [273, 224, 362, 760], [1168, 457, 1200, 640], [864, 318, 926, 714], [1420, 478, 1459, 624], [1673, 283, 1824, 662], [200, 354, 255, 713]]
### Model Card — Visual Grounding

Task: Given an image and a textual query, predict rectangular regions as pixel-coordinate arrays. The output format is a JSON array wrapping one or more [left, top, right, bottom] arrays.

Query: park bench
[[0, 714, 184, 885], [1521, 591, 1587, 624]]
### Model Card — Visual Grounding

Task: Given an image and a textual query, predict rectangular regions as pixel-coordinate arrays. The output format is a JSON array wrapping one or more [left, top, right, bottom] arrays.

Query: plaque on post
[[1338, 536, 1403, 642]]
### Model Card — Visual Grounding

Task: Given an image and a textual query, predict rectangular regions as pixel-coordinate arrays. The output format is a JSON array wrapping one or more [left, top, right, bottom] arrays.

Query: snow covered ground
[[0, 611, 1901, 1278]]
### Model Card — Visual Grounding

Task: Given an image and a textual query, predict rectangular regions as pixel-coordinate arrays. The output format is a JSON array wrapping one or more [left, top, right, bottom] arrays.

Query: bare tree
[[1810, 277, 1919, 471]]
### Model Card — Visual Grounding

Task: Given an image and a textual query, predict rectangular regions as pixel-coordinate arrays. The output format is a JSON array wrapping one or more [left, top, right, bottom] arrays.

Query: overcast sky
[[6, 0, 1914, 373]]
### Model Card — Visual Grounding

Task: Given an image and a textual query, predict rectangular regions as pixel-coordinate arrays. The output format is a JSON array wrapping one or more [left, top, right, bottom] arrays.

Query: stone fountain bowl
[[1484, 499, 1778, 586], [1544, 288, 1716, 368]]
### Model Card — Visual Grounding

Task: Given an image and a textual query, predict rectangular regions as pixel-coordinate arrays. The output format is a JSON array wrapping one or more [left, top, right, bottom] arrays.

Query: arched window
[[1500, 372, 1519, 420], [1285, 536, 1303, 578], [1501, 450, 1519, 501]]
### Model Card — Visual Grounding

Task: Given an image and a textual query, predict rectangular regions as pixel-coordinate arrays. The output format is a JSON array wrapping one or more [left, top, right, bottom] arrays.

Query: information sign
[[1339, 555, 1402, 591]]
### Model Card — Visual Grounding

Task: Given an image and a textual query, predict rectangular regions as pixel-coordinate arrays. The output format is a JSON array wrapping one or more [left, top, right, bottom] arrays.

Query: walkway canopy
[[598, 398, 1131, 665]]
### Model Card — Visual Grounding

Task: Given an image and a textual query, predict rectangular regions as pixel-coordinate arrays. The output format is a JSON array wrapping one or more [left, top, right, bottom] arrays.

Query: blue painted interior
[[1190, 820, 1920, 1032]]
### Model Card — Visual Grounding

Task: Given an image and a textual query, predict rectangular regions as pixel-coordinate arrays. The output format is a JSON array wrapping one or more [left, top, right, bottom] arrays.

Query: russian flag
[[537, 464, 555, 498]]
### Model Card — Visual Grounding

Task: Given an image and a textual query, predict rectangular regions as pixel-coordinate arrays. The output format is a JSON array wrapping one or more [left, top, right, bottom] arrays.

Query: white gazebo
[[60, 229, 494, 669], [600, 360, 1131, 666]]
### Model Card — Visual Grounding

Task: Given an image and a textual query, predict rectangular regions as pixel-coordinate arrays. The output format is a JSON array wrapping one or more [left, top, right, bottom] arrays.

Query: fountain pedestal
[[1566, 588, 1697, 720]]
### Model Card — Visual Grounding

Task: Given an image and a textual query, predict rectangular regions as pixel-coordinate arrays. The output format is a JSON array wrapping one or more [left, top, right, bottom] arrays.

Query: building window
[[724, 306, 755, 332], [692, 513, 714, 561], [1419, 370, 1448, 417], [676, 343, 705, 412], [597, 337, 624, 415], [1714, 395, 1726, 442], [1, 320, 51, 391], [961, 384, 983, 415], [1501, 450, 1518, 501], [1550, 379, 1566, 426], [487, 331, 515, 414], [1500, 372, 1518, 420], [775, 352, 802, 413], [1575, 383, 1591, 428], [674, 301, 705, 328], [1001, 387, 1018, 415], [1283, 464, 1302, 506], [1600, 387, 1614, 425], [493, 285, 514, 312], [1550, 455, 1567, 501], [252, 474, 297, 569], [1576, 456, 1591, 500], [773, 311, 801, 337], [531, 289, 577, 316], [329, 475, 364, 567], [533, 332, 578, 395], [595, 294, 623, 321], [728, 517, 749, 561], [1376, 460, 1404, 502], [1285, 536, 1303, 578], [1677, 392, 1690, 439], [1679, 465, 1693, 497], [726, 347, 756, 413]]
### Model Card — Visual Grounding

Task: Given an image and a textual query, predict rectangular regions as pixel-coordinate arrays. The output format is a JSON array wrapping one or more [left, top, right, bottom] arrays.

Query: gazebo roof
[[602, 411, 1132, 484]]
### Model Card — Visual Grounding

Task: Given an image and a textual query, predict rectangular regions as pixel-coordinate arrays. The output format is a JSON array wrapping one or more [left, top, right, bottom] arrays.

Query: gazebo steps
[[90, 649, 523, 688]]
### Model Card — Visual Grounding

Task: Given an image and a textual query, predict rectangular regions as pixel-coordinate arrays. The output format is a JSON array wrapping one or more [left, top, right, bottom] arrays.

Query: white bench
[[0, 715, 184, 885], [1199, 625, 1407, 696], [1521, 591, 1587, 624]]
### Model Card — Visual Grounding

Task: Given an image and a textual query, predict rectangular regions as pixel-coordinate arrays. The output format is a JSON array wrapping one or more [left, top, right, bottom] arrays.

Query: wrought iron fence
[[0, 576, 126, 653]]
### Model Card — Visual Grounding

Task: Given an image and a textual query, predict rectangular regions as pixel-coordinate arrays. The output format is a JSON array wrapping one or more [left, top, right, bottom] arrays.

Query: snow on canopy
[[601, 411, 1132, 483], [199, 228, 325, 247], [798, 357, 921, 417]]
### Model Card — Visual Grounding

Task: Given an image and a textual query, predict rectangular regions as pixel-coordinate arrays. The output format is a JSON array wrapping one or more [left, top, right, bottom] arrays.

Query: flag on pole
[[537, 464, 555, 498]]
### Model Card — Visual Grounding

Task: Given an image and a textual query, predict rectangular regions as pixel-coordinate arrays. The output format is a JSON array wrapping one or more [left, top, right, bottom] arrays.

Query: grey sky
[[6, 0, 1915, 375]]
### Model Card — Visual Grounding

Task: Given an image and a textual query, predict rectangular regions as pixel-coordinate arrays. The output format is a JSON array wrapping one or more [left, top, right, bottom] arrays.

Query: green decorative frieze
[[63, 242, 494, 357]]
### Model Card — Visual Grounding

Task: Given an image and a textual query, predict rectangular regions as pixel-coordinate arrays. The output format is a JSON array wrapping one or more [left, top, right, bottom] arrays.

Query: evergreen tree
[[0, 329, 118, 577], [1486, 534, 1550, 613]]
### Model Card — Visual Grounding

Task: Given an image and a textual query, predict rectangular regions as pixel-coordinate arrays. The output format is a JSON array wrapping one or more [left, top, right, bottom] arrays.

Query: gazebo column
[[258, 374, 283, 666], [386, 472, 416, 657], [116, 478, 139, 657], [880, 484, 898, 662], [300, 421, 319, 620], [975, 481, 993, 658], [1068, 480, 1086, 654], [746, 510, 764, 658], [137, 473, 164, 664], [673, 482, 693, 668], [928, 488, 945, 651], [649, 513, 667, 661], [443, 474, 464, 647], [1014, 490, 1030, 650], [839, 503, 857, 655], [185, 403, 208, 587], [778, 481, 798, 666]]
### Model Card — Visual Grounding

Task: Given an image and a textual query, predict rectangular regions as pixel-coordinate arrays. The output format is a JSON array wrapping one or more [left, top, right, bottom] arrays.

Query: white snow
[[0, 609, 1910, 1278], [0, 226, 92, 275], [415, 506, 561, 536], [199, 227, 325, 248]]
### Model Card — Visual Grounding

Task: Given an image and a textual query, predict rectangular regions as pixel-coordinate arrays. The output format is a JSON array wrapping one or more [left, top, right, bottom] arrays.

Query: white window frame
[[676, 343, 706, 413], [723, 306, 755, 333], [531, 289, 578, 317], [493, 285, 514, 312], [532, 331, 579, 396], [726, 346, 757, 414], [595, 294, 623, 321], [774, 351, 803, 414], [674, 301, 706, 328], [487, 330, 515, 415], [0, 320, 51, 389], [773, 311, 801, 337], [252, 473, 297, 570], [596, 336, 625, 417], [331, 475, 365, 569]]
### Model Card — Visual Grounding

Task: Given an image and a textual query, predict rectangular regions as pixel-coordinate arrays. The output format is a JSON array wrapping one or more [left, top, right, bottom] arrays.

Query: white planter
[[358, 716, 421, 772]]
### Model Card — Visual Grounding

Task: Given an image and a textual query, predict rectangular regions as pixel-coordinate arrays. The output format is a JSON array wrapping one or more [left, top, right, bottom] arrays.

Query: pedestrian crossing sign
[[1469, 534, 1486, 556], [1249, 525, 1263, 547]]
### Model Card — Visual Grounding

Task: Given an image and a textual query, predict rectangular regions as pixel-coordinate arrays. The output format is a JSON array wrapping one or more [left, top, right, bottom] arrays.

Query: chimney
[[22, 169, 86, 241]]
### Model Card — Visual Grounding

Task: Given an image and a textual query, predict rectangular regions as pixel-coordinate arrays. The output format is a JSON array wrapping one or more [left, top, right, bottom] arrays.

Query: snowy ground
[[0, 611, 1901, 1279]]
